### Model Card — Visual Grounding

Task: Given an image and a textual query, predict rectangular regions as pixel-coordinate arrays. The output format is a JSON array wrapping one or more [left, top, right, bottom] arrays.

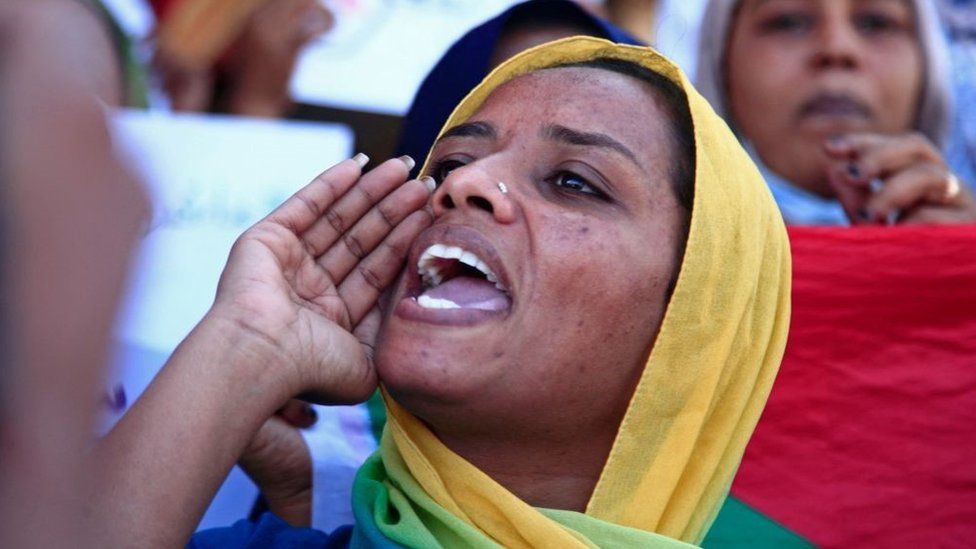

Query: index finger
[[825, 133, 942, 179], [826, 162, 872, 224], [338, 209, 432, 326], [263, 154, 368, 234]]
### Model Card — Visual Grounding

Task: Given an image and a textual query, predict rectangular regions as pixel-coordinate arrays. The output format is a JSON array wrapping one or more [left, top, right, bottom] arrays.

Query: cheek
[[868, 45, 923, 129], [532, 213, 672, 334], [727, 40, 802, 131], [731, 42, 799, 88]]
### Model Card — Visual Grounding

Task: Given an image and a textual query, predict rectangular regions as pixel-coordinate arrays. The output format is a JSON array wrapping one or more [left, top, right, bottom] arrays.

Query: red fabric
[[732, 226, 976, 548]]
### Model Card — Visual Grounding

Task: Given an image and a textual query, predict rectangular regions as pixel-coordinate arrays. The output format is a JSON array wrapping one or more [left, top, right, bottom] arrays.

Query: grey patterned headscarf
[[695, 0, 953, 147]]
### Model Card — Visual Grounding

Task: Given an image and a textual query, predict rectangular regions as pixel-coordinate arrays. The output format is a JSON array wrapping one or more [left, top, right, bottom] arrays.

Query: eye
[[853, 11, 903, 35], [428, 158, 467, 185], [550, 171, 607, 199], [760, 12, 813, 34]]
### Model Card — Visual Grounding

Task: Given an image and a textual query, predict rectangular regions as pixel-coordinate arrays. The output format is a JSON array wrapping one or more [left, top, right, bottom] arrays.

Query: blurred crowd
[[1, 0, 974, 547]]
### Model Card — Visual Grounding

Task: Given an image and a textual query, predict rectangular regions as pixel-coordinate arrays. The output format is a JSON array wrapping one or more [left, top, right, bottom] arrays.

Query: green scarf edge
[[351, 436, 696, 548]]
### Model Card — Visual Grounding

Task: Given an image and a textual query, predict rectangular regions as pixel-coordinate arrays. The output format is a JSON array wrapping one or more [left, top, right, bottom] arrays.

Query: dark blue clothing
[[394, 0, 641, 174], [188, 513, 408, 549], [189, 514, 351, 548]]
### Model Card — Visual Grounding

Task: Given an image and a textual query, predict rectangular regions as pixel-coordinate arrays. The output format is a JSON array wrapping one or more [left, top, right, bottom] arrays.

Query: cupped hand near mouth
[[206, 153, 434, 404]]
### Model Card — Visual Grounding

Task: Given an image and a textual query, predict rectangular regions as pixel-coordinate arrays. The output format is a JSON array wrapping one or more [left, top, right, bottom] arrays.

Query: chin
[[374, 320, 488, 408]]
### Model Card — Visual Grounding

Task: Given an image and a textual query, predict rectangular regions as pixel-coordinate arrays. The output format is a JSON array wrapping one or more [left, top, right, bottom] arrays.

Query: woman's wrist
[[189, 307, 302, 409], [88, 309, 301, 546]]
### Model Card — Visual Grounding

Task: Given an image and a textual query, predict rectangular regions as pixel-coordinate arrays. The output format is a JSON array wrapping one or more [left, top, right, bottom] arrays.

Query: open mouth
[[413, 244, 510, 312]]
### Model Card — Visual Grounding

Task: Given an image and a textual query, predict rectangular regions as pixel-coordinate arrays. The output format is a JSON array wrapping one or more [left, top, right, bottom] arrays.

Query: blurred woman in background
[[696, 0, 976, 225]]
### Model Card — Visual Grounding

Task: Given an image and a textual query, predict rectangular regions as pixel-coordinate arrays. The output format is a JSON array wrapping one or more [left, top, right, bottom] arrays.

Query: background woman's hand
[[91, 156, 430, 547], [239, 399, 317, 527], [209, 154, 433, 404], [824, 133, 976, 225], [154, 48, 215, 113], [223, 0, 333, 117]]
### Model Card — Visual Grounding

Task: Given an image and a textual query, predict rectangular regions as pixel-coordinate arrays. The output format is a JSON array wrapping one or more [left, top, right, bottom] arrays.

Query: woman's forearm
[[86, 153, 419, 545], [88, 312, 294, 547]]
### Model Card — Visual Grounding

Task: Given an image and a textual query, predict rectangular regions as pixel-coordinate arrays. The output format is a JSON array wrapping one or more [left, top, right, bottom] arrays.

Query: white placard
[[292, 0, 523, 115], [112, 110, 353, 351], [654, 0, 708, 76]]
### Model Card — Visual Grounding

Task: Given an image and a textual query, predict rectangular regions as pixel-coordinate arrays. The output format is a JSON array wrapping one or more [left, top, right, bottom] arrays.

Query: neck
[[428, 419, 618, 511], [746, 140, 837, 199]]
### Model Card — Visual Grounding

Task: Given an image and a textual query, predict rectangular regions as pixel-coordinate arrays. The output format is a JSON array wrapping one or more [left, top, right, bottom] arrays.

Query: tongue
[[420, 277, 510, 311]]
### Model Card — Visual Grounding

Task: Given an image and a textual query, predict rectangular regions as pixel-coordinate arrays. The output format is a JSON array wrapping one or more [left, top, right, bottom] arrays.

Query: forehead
[[463, 67, 678, 172]]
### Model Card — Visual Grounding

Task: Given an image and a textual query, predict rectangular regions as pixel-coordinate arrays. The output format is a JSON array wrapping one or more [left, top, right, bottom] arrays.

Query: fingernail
[[352, 153, 369, 169], [847, 162, 861, 179], [102, 384, 127, 412], [398, 155, 415, 171], [420, 175, 436, 193]]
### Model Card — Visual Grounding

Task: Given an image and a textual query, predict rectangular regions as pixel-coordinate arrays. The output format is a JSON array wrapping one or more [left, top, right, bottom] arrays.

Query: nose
[[431, 163, 517, 224], [810, 16, 861, 70]]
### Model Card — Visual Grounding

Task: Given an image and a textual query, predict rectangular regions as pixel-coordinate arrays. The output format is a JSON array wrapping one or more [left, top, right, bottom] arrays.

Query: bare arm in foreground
[[0, 2, 146, 548], [90, 156, 432, 547]]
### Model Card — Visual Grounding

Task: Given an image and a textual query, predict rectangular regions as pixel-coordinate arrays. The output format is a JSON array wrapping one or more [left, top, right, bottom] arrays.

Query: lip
[[798, 93, 872, 121], [394, 223, 514, 327]]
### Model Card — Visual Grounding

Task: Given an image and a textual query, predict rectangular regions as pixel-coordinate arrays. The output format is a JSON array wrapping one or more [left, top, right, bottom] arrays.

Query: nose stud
[[497, 181, 509, 195]]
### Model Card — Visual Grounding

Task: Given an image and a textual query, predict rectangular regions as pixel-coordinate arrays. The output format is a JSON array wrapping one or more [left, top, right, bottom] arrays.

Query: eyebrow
[[436, 121, 497, 143], [434, 121, 641, 168], [542, 124, 640, 167]]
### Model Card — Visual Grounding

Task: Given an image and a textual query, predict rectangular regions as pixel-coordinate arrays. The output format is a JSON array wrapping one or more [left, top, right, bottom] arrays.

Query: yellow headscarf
[[382, 36, 791, 546]]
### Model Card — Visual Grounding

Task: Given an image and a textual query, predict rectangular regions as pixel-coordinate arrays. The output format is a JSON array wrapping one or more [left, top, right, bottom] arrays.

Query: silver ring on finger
[[943, 172, 962, 203]]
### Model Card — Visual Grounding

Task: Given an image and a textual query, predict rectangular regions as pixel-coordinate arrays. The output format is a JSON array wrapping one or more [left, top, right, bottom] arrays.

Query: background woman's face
[[726, 0, 923, 195], [376, 67, 686, 444]]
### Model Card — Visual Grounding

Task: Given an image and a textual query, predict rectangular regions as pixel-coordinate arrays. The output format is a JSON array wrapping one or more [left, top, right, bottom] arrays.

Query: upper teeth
[[417, 244, 507, 292]]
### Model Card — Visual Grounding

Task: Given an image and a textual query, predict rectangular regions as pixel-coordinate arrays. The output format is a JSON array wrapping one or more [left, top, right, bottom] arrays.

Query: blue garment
[[189, 513, 352, 548], [394, 0, 641, 172], [188, 512, 409, 549], [763, 172, 850, 226], [739, 143, 849, 226], [940, 0, 976, 189]]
